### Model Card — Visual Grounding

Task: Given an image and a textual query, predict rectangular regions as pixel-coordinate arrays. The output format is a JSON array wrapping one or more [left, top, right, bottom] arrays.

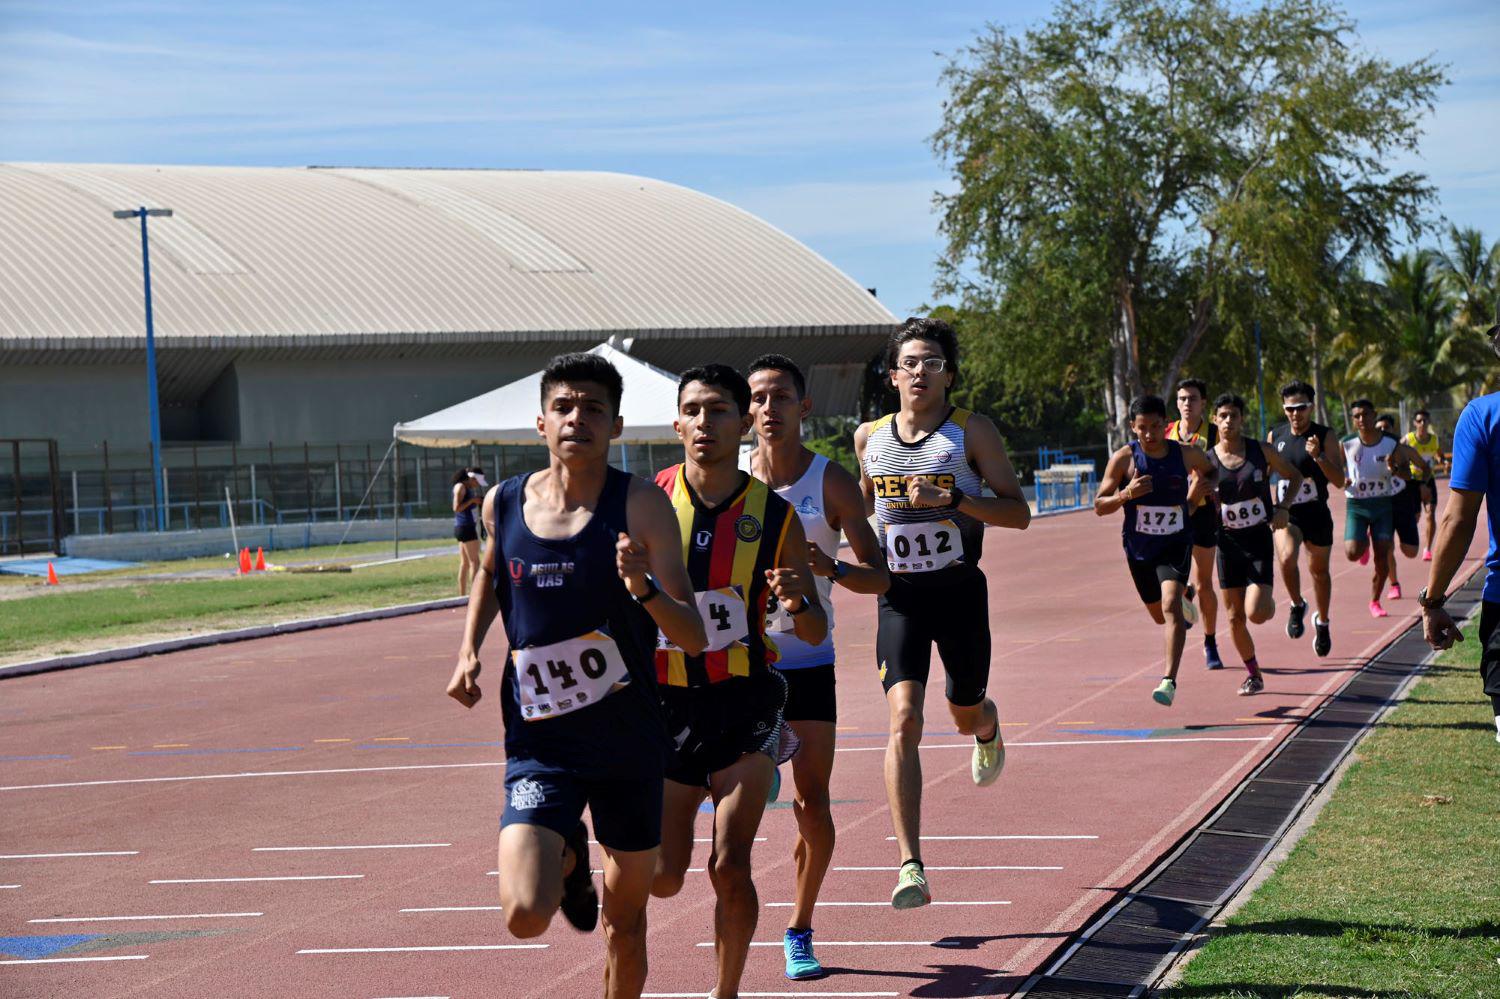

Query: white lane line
[[1, 761, 502, 793], [0, 884, 20, 888], [400, 906, 504, 913], [588, 838, 765, 845], [834, 865, 1061, 871], [646, 994, 898, 998], [697, 941, 942, 948], [151, 875, 363, 883], [766, 900, 1010, 907], [0, 851, 139, 859], [836, 735, 1272, 753], [254, 844, 450, 852], [298, 945, 547, 954], [373, 996, 450, 999], [30, 912, 263, 923], [1, 955, 150, 965], [882, 828, 1098, 834]]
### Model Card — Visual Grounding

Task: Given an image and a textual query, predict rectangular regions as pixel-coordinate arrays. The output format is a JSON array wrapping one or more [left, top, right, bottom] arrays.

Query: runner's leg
[[600, 845, 656, 999], [707, 751, 775, 999], [1247, 582, 1275, 624], [1275, 525, 1304, 608], [1223, 587, 1253, 664], [652, 780, 707, 898], [786, 718, 835, 933], [1306, 543, 1333, 622], [1192, 543, 1219, 641], [884, 680, 925, 865], [497, 823, 565, 938], [1370, 538, 1392, 603], [1160, 578, 1188, 682]]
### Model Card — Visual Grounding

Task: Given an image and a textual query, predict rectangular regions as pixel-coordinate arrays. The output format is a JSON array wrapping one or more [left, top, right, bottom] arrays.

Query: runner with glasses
[[1167, 378, 1221, 669], [1268, 381, 1346, 655]]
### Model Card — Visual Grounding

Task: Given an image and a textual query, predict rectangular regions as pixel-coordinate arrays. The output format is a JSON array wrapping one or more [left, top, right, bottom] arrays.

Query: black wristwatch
[[1417, 586, 1446, 611], [633, 574, 661, 605], [831, 560, 850, 582], [946, 485, 966, 510], [788, 594, 812, 616]]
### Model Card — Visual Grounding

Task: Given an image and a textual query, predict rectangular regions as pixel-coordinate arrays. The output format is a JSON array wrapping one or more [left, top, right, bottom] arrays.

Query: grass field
[[1164, 620, 1500, 998]]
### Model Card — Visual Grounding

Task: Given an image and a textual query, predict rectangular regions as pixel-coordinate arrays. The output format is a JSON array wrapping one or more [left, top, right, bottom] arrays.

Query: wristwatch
[[788, 593, 813, 616], [831, 560, 850, 582], [1417, 586, 1446, 611], [946, 485, 966, 510], [632, 574, 661, 605]]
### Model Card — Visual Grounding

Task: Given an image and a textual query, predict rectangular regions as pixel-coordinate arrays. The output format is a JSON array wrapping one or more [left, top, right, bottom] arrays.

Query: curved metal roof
[[0, 163, 896, 350]]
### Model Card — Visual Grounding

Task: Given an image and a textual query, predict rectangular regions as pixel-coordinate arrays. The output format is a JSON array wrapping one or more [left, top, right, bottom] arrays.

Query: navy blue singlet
[[1122, 440, 1191, 559]]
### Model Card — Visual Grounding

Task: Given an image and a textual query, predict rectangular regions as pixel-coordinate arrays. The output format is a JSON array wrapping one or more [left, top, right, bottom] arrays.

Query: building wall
[[1, 364, 150, 447]]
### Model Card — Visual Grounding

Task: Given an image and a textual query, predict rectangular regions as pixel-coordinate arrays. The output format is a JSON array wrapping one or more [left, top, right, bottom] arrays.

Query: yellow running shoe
[[891, 860, 931, 909], [972, 729, 1005, 786]]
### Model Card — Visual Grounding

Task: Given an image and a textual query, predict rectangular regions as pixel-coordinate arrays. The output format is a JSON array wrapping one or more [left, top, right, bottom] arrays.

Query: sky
[[2, 0, 1496, 317]]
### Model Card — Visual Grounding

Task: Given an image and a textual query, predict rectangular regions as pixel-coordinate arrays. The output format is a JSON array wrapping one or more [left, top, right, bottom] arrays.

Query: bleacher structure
[[1034, 446, 1098, 514]]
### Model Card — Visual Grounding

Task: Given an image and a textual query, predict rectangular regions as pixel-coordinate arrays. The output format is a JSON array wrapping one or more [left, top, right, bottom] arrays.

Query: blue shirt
[[1449, 392, 1500, 602]]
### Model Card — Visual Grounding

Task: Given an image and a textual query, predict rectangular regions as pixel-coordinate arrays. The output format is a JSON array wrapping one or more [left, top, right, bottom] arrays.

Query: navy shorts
[[1189, 502, 1219, 548], [776, 662, 837, 723], [1126, 539, 1193, 606], [501, 763, 663, 853]]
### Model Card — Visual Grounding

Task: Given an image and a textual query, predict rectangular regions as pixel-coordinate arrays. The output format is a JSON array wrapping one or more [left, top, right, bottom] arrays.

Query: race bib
[[513, 631, 628, 722], [660, 587, 748, 653], [1277, 478, 1318, 505], [1221, 497, 1267, 529], [1134, 505, 1185, 536], [1346, 478, 1391, 499], [1390, 475, 1406, 496], [884, 519, 963, 573]]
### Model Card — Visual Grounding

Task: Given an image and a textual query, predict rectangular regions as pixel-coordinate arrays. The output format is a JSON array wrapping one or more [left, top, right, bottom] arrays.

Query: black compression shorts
[[1217, 525, 1275, 590], [1126, 539, 1193, 606], [875, 573, 991, 707]]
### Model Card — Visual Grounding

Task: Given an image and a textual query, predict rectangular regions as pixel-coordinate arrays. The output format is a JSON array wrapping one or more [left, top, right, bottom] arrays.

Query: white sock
[[1493, 715, 1499, 738]]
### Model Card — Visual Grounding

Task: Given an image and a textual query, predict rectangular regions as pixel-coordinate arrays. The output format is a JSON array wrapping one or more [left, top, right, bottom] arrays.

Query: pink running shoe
[[1388, 583, 1402, 600], [1358, 547, 1370, 566], [1369, 600, 1388, 618], [1422, 549, 1433, 561]]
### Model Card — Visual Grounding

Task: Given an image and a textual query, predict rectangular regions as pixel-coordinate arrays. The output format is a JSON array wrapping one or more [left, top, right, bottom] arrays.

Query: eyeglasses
[[1283, 403, 1311, 413], [897, 357, 948, 374]]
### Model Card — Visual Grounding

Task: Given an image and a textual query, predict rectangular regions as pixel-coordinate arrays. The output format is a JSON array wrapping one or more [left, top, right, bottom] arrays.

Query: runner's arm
[[452, 481, 474, 513], [1422, 486, 1483, 649], [820, 460, 891, 594], [853, 421, 876, 517], [1094, 447, 1141, 516], [771, 515, 828, 646], [448, 486, 503, 707], [1317, 429, 1348, 489], [1183, 445, 1219, 504], [625, 479, 708, 655], [1388, 442, 1428, 480], [955, 412, 1031, 529], [1263, 442, 1304, 506]]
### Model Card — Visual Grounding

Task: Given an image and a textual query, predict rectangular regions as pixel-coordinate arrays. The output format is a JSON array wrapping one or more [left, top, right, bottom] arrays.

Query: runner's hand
[[616, 531, 651, 596], [1305, 435, 1322, 459], [1126, 474, 1153, 500], [904, 474, 948, 508], [1422, 606, 1463, 651], [765, 567, 808, 612], [1271, 506, 1290, 531], [806, 541, 836, 579], [447, 652, 482, 708]]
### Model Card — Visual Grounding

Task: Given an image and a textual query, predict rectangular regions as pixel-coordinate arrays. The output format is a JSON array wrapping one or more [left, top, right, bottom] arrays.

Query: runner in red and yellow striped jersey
[[1168, 378, 1222, 669]]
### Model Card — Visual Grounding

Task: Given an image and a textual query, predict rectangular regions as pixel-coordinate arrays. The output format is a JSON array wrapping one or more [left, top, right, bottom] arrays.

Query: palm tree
[[1433, 225, 1499, 331]]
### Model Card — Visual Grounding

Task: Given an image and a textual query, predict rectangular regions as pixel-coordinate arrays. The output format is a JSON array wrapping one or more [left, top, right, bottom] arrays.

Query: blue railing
[[1034, 447, 1098, 514]]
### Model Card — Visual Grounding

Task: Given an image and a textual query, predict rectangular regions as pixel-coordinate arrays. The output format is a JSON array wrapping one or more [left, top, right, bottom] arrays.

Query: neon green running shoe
[[891, 860, 931, 909], [972, 730, 1005, 786], [1152, 677, 1176, 707]]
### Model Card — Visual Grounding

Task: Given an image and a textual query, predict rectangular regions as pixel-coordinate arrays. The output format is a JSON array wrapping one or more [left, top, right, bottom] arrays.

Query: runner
[[853, 316, 1031, 910], [650, 363, 827, 999], [1207, 394, 1304, 695], [1268, 381, 1347, 656], [1376, 413, 1424, 599], [1168, 378, 1223, 669], [452, 468, 482, 595], [1342, 400, 1425, 618], [1405, 410, 1445, 560], [446, 352, 707, 999], [1096, 395, 1218, 706], [742, 353, 890, 981]]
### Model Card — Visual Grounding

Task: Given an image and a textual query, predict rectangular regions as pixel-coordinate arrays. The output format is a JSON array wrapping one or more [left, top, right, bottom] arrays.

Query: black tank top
[[1269, 420, 1330, 505], [1209, 441, 1271, 531]]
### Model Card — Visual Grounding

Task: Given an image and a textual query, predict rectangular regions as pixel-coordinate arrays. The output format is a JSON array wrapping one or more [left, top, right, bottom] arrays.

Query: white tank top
[[1342, 434, 1397, 500], [741, 448, 837, 669]]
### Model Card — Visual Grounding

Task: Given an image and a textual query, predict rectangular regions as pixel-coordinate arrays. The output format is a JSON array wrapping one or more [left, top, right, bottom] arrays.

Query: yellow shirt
[[1404, 431, 1440, 479]]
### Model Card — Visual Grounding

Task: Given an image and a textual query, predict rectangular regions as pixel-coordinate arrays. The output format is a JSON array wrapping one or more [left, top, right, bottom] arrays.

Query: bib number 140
[[513, 631, 628, 721]]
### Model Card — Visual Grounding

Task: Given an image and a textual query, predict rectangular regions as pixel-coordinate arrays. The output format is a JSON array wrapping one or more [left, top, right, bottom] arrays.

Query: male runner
[[1376, 413, 1426, 599], [1167, 378, 1222, 668], [1096, 395, 1218, 706], [1207, 394, 1304, 695], [1406, 410, 1444, 559], [1268, 381, 1347, 656], [853, 316, 1030, 910], [651, 363, 827, 999], [1343, 400, 1425, 618], [742, 353, 889, 981], [446, 352, 707, 999]]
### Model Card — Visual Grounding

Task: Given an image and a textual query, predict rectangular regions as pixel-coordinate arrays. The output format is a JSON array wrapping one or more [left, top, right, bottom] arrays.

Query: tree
[[1434, 224, 1500, 332], [933, 0, 1445, 443]]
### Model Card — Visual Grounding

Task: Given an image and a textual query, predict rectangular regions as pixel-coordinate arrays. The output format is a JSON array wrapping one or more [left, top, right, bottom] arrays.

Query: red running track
[[0, 488, 1482, 999]]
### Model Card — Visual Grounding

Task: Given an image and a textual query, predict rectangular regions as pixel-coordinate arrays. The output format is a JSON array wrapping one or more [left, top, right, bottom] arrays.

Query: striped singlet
[[652, 465, 795, 688], [863, 407, 984, 585]]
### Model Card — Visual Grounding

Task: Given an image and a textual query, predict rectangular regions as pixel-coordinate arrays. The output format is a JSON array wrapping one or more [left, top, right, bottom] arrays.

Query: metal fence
[[0, 439, 63, 556]]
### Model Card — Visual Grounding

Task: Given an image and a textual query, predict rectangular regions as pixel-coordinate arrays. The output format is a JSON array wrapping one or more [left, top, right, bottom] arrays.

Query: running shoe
[[1204, 636, 1224, 670], [1369, 600, 1388, 619], [1286, 600, 1307, 640], [1181, 585, 1199, 629], [559, 821, 599, 932], [1358, 547, 1370, 566], [972, 729, 1005, 786], [768, 765, 781, 804], [1238, 674, 1264, 696], [891, 860, 931, 909], [1422, 549, 1433, 562], [1388, 583, 1402, 600], [1152, 677, 1176, 707], [784, 928, 824, 980], [1313, 615, 1332, 657]]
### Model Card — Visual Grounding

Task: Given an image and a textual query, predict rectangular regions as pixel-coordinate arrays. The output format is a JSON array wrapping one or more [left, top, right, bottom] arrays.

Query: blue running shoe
[[1204, 636, 1224, 670], [784, 927, 823, 980]]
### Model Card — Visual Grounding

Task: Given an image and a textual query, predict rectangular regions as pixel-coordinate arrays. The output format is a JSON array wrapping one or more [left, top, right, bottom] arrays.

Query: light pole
[[112, 206, 173, 533]]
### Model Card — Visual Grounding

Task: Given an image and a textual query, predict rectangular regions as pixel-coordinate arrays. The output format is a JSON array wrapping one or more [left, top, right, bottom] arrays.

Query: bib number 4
[[513, 631, 628, 721], [659, 587, 749, 653], [885, 519, 962, 573]]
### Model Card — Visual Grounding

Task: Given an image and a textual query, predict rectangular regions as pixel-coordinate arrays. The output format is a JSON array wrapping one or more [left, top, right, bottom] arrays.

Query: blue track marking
[[0, 934, 106, 960], [0, 754, 72, 763]]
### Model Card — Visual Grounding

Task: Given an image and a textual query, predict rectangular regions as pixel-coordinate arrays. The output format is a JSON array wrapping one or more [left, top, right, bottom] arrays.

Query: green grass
[[1163, 620, 1500, 998], [1, 555, 461, 662]]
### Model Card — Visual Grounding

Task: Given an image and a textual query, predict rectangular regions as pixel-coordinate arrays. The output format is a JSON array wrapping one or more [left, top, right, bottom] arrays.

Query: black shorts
[[1285, 502, 1334, 548], [875, 573, 990, 707], [1217, 525, 1275, 590], [661, 670, 792, 788], [1126, 539, 1193, 606], [1189, 503, 1219, 548], [1392, 487, 1420, 547], [454, 523, 479, 544], [776, 663, 837, 723], [501, 763, 662, 853], [1477, 602, 1500, 701], [1416, 478, 1437, 507]]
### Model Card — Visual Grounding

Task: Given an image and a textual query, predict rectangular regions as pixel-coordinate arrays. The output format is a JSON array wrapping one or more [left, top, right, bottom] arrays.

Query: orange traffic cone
[[46, 561, 59, 586], [254, 547, 266, 572], [239, 548, 251, 574]]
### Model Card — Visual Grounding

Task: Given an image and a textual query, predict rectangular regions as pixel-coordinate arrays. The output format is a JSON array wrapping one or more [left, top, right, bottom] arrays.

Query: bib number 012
[[885, 519, 962, 573]]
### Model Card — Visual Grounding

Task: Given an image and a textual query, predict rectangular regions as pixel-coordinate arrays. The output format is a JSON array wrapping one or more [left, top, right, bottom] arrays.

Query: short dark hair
[[885, 316, 960, 389], [452, 468, 471, 486], [1279, 380, 1316, 402], [1413, 409, 1430, 421], [746, 353, 806, 398], [678, 363, 751, 415], [1129, 395, 1168, 421], [1349, 398, 1376, 414], [1176, 378, 1208, 399], [1376, 413, 1397, 427], [1212, 392, 1246, 416], [540, 352, 624, 416]]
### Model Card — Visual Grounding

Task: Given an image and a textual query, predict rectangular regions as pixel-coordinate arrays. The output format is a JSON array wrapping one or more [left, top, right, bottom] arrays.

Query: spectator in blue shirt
[[1421, 325, 1500, 745]]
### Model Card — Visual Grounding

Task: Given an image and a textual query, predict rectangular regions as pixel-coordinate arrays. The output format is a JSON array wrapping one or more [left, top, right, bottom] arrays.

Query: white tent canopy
[[393, 342, 683, 447]]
